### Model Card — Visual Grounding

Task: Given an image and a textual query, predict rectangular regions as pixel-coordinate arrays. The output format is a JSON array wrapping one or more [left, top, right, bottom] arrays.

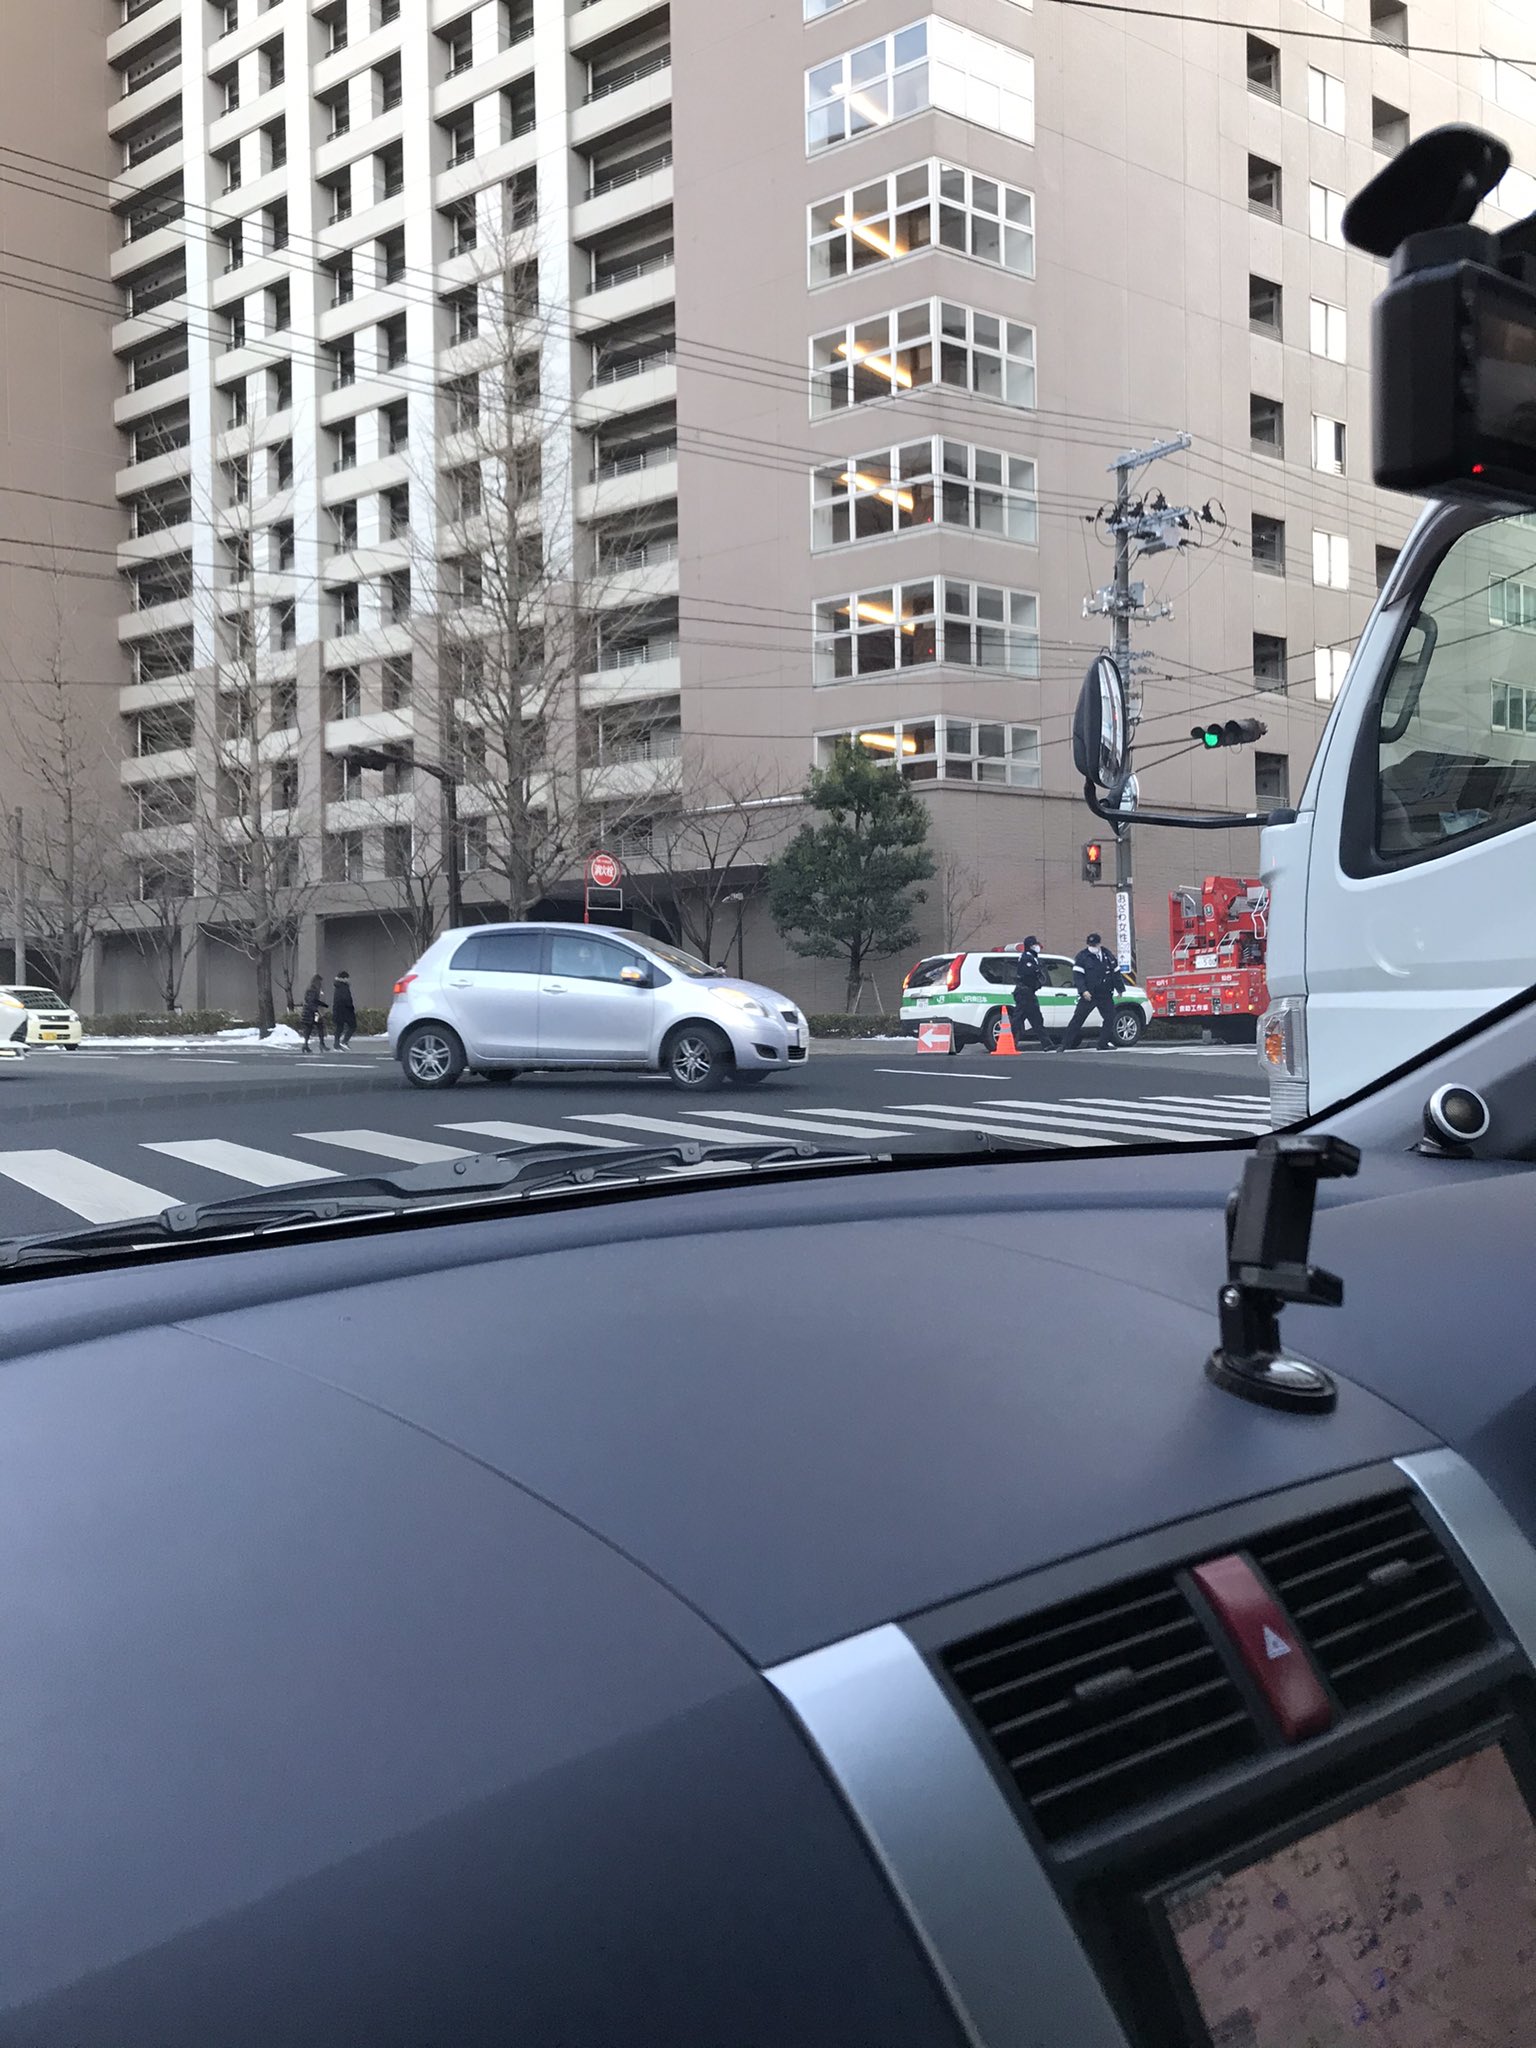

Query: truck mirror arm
[[1081, 780, 1297, 831]]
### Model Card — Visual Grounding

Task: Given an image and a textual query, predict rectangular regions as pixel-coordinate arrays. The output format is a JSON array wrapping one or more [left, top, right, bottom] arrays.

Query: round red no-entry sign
[[586, 851, 623, 889]]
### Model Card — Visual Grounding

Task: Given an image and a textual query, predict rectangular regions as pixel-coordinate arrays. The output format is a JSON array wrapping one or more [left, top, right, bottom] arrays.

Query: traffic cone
[[992, 1009, 1020, 1056]]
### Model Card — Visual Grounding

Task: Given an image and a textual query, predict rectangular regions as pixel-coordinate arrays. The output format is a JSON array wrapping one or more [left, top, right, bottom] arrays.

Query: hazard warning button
[[1190, 1553, 1333, 1742]]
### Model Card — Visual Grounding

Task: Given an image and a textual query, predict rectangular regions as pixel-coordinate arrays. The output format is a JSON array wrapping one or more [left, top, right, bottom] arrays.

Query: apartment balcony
[[111, 299, 189, 358], [114, 444, 192, 499], [573, 160, 673, 243], [114, 370, 191, 431], [319, 449, 412, 510], [107, 0, 180, 64], [121, 745, 195, 788], [571, 60, 671, 150], [325, 709, 416, 757], [592, 547, 679, 611], [433, 129, 537, 211], [118, 591, 195, 641], [577, 447, 679, 521], [117, 525, 194, 574], [574, 257, 676, 333], [569, 0, 669, 54], [108, 61, 183, 140], [582, 753, 683, 805], [110, 138, 185, 203], [579, 643, 681, 708], [577, 356, 677, 430], [430, 35, 536, 122], [119, 675, 198, 722], [324, 793, 414, 834], [208, 161, 287, 225], [110, 222, 186, 284]]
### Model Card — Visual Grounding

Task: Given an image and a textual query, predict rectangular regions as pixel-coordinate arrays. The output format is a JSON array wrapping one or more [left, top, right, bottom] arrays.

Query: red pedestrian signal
[[1082, 840, 1104, 883]]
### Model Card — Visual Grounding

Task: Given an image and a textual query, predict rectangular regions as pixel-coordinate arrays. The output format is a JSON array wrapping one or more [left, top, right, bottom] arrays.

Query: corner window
[[811, 296, 1035, 415], [811, 436, 1036, 547], [806, 19, 1033, 154], [807, 159, 1034, 284]]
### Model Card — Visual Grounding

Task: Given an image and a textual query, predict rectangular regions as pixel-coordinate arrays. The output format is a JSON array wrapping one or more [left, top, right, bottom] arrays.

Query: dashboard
[[2, 1040, 1536, 2043]]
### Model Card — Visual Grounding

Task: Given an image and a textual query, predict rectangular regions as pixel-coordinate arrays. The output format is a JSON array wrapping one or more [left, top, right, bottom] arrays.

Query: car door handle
[[449, 977, 472, 987], [542, 981, 568, 993]]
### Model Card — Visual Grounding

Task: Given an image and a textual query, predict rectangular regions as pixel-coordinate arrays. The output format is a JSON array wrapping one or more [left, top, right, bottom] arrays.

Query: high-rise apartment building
[[91, 0, 1536, 1013]]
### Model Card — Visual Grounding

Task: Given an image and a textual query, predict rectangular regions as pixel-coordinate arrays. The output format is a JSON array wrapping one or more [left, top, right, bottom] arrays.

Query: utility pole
[[1084, 433, 1205, 976], [9, 809, 24, 984]]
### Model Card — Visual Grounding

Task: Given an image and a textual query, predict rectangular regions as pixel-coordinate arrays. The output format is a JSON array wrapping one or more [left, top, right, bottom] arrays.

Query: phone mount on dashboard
[[1207, 1136, 1361, 1414], [1346, 125, 1536, 500]]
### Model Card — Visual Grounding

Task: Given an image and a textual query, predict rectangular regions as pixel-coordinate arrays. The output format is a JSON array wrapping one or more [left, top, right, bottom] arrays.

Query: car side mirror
[[620, 965, 650, 987]]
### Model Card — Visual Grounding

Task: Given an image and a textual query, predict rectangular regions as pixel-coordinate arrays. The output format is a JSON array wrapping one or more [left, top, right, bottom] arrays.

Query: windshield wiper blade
[[0, 1137, 874, 1272]]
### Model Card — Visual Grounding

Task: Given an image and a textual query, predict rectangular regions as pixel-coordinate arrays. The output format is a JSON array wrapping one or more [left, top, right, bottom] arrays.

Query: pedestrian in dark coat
[[331, 970, 357, 1048], [300, 974, 329, 1053], [1058, 932, 1127, 1050], [1008, 936, 1056, 1051]]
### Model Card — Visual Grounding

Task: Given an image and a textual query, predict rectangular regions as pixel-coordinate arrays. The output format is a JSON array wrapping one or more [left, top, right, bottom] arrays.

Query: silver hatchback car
[[388, 923, 811, 1090]]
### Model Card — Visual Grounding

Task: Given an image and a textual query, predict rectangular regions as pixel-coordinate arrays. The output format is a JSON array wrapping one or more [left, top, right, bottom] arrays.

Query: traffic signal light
[[1192, 719, 1268, 749], [1082, 840, 1103, 883]]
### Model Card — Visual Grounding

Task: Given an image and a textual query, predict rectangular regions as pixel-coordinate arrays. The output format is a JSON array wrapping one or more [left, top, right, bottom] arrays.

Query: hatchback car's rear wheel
[[665, 1024, 729, 1090], [400, 1023, 465, 1089], [981, 1008, 1005, 1053]]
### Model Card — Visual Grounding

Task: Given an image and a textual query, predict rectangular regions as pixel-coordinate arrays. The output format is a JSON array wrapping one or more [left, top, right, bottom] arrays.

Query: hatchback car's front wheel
[[400, 1022, 466, 1089], [664, 1024, 729, 1090], [1113, 1006, 1145, 1047]]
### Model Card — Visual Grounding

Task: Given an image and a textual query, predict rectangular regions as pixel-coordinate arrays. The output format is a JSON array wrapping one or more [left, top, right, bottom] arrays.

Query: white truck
[[1259, 499, 1536, 1124]]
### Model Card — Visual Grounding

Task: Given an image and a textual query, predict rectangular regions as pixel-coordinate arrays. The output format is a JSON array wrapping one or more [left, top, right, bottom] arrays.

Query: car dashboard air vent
[[1250, 1490, 1492, 1709], [941, 1571, 1261, 1842]]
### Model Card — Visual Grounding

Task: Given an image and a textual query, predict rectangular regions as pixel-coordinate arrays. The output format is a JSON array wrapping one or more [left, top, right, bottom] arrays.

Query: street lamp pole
[[342, 746, 463, 931]]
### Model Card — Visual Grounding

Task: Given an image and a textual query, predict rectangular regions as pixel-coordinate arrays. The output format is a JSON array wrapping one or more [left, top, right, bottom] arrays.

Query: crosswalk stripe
[[142, 1140, 344, 1187], [670, 1107, 907, 1139], [895, 1101, 1223, 1145], [0, 1151, 176, 1224], [295, 1129, 475, 1165], [567, 1111, 838, 1145], [438, 1119, 628, 1149], [1048, 1097, 1266, 1129], [801, 1107, 1108, 1148], [1150, 1094, 1268, 1109]]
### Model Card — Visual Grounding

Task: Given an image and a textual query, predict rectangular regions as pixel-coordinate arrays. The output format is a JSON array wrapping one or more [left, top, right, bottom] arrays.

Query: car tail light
[[944, 953, 964, 990], [392, 973, 417, 995]]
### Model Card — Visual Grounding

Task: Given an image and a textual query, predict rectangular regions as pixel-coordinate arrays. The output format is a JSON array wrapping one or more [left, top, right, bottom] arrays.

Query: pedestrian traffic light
[[1082, 839, 1103, 882], [1192, 719, 1268, 749]]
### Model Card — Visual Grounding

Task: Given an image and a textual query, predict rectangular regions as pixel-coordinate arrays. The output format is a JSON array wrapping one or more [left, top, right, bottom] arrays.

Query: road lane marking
[[0, 1151, 176, 1223], [566, 1111, 823, 1144], [294, 1129, 475, 1165], [893, 1102, 1220, 1145], [673, 1108, 906, 1139], [142, 1140, 344, 1187], [438, 1120, 628, 1148], [789, 1107, 1107, 1148], [991, 1097, 1266, 1131]]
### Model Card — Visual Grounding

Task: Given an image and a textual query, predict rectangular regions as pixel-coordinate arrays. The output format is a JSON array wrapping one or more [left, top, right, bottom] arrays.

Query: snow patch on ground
[[77, 1026, 387, 1051]]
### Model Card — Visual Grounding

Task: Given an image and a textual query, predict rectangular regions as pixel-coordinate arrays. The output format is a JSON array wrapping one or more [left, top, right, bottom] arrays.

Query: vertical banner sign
[[584, 851, 624, 925], [1115, 887, 1133, 972]]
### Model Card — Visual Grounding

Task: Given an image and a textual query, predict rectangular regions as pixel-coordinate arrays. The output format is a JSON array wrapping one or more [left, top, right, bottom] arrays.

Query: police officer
[[1059, 931, 1126, 1050], [1008, 935, 1056, 1051]]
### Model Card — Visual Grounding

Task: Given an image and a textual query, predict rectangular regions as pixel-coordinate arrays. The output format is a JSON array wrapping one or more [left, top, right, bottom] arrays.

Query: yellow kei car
[[0, 986, 84, 1049]]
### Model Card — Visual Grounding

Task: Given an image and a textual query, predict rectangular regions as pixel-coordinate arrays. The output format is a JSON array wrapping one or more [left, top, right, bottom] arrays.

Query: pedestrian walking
[[300, 974, 329, 1054], [1008, 935, 1056, 1051], [1058, 931, 1126, 1051], [331, 969, 357, 1049]]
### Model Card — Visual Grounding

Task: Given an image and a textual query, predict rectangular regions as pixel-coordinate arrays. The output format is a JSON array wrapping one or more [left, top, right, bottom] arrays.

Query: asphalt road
[[0, 1035, 1268, 1238]]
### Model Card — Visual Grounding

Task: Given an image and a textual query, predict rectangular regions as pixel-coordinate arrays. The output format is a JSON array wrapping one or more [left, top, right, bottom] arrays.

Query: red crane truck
[[1144, 875, 1269, 1044]]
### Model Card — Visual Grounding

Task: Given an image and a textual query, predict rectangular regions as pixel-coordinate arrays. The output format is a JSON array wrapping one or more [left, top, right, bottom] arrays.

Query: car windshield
[[0, 53, 1525, 1254]]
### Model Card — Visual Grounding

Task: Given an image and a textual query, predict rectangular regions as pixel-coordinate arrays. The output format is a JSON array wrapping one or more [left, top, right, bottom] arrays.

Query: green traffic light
[[1202, 728, 1220, 747]]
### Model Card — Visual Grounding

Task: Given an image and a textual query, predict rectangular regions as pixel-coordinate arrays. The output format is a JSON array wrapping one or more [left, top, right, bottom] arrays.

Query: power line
[[1040, 0, 1536, 66]]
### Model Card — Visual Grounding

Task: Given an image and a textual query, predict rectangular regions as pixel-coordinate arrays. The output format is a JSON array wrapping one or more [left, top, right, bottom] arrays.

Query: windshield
[[0, 27, 1528, 1260]]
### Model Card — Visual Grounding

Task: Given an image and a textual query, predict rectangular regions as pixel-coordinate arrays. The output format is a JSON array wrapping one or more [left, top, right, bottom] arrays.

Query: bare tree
[[621, 751, 800, 964], [935, 850, 990, 952], [412, 194, 677, 924], [104, 854, 201, 1014], [0, 582, 125, 1003]]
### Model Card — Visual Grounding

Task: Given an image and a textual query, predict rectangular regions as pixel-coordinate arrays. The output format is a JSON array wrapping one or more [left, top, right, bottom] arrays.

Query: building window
[[382, 312, 408, 369], [268, 279, 290, 332], [332, 419, 357, 472], [326, 831, 366, 883], [1371, 0, 1407, 47], [272, 757, 299, 809], [447, 372, 480, 430], [1249, 275, 1282, 334], [815, 716, 1040, 787], [1309, 297, 1346, 362], [1314, 643, 1351, 703], [271, 359, 292, 412], [446, 113, 475, 167], [383, 825, 415, 878], [379, 142, 405, 200], [267, 199, 288, 251], [377, 52, 402, 110], [1306, 66, 1345, 132], [1492, 682, 1536, 730], [1246, 35, 1279, 98], [1248, 155, 1281, 217], [333, 499, 358, 550], [811, 297, 1035, 415], [382, 656, 412, 709], [384, 400, 409, 453], [327, 667, 361, 719], [1488, 574, 1536, 631], [264, 38, 284, 90], [1253, 633, 1288, 691], [1375, 543, 1399, 591], [1312, 414, 1347, 475], [1250, 394, 1284, 454], [806, 19, 1034, 154], [1312, 529, 1350, 589], [338, 585, 361, 635], [380, 227, 407, 283], [1309, 182, 1346, 246], [265, 119, 287, 170], [386, 484, 411, 537], [449, 288, 479, 344], [446, 21, 474, 75], [808, 158, 1033, 285], [812, 436, 1037, 547], [1372, 96, 1408, 155], [1255, 752, 1290, 806], [1251, 514, 1285, 573], [329, 336, 355, 390], [813, 577, 1038, 682], [447, 200, 477, 256]]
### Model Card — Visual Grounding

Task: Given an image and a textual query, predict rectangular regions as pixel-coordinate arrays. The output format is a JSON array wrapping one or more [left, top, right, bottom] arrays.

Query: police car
[[898, 948, 1154, 1050]]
